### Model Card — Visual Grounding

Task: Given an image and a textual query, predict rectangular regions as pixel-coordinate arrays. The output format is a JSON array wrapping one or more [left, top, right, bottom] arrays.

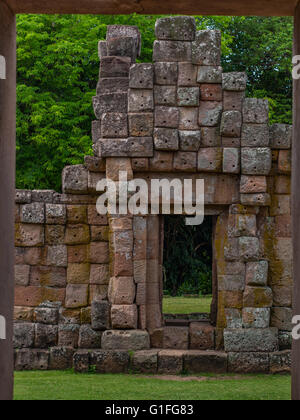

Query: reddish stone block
[[108, 276, 136, 304], [58, 324, 80, 348], [198, 148, 222, 172], [113, 252, 133, 276], [275, 176, 291, 194], [274, 215, 292, 237], [163, 327, 189, 350], [110, 217, 133, 232], [132, 158, 149, 172], [87, 205, 108, 226], [67, 263, 90, 285], [149, 151, 173, 172], [15, 286, 65, 307], [67, 245, 89, 263], [200, 84, 222, 101], [173, 152, 197, 172], [89, 264, 109, 285], [278, 150, 291, 174], [15, 264, 30, 286], [240, 176, 267, 193], [178, 62, 197, 86], [154, 106, 179, 128], [222, 137, 240, 147], [15, 223, 44, 247], [91, 226, 109, 242], [89, 242, 109, 264], [179, 107, 199, 130], [223, 90, 245, 111], [189, 323, 215, 350], [111, 304, 138, 329], [64, 224, 90, 245], [201, 127, 221, 147], [65, 284, 89, 309], [89, 285, 108, 303], [30, 266, 66, 288]]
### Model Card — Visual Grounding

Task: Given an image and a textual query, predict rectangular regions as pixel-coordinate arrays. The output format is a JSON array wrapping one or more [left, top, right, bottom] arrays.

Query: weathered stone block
[[241, 147, 272, 175], [271, 307, 292, 331], [91, 300, 110, 331], [49, 347, 74, 370], [279, 331, 292, 350], [201, 127, 221, 147], [225, 308, 242, 329], [177, 87, 200, 107], [78, 324, 102, 348], [65, 224, 90, 245], [15, 349, 49, 371], [153, 40, 192, 62], [223, 148, 240, 174], [270, 195, 291, 217], [84, 156, 105, 173], [154, 62, 178, 85], [246, 261, 268, 287], [62, 165, 88, 194], [87, 205, 108, 226], [67, 245, 89, 264], [221, 111, 242, 137], [243, 98, 269, 124], [132, 158, 149, 172], [198, 101, 223, 127], [178, 62, 197, 86], [197, 66, 222, 84], [278, 150, 291, 174], [20, 202, 45, 224], [99, 56, 131, 78], [98, 40, 107, 59], [58, 324, 80, 347], [128, 89, 154, 113], [242, 308, 270, 329], [269, 259, 292, 287], [189, 323, 215, 350], [92, 120, 101, 143], [228, 352, 269, 373], [155, 106, 179, 128], [223, 91, 245, 112], [35, 324, 58, 348], [191, 30, 221, 65], [200, 84, 223, 101], [228, 214, 256, 238], [270, 124, 292, 149], [97, 137, 154, 158], [154, 127, 179, 151], [179, 130, 201, 151], [241, 124, 269, 147], [101, 330, 150, 350], [241, 193, 271, 207], [67, 263, 90, 285], [90, 350, 130, 373], [59, 308, 81, 326], [272, 285, 292, 308], [65, 284, 88, 309], [184, 350, 228, 374], [239, 237, 260, 261], [128, 113, 153, 138], [243, 286, 273, 308], [89, 264, 109, 285], [132, 350, 158, 373], [129, 63, 153, 89], [89, 285, 108, 303], [222, 72, 247, 91], [270, 350, 291, 374], [155, 16, 196, 41], [198, 148, 222, 172], [100, 113, 128, 138], [97, 77, 129, 96], [93, 93, 128, 117], [106, 36, 138, 63], [218, 275, 245, 291], [173, 152, 197, 172], [46, 245, 67, 268], [274, 215, 292, 237], [224, 328, 278, 352], [73, 350, 90, 373], [163, 327, 189, 350], [179, 107, 199, 130], [13, 323, 35, 349], [46, 204, 66, 225], [15, 286, 65, 308], [106, 25, 141, 55], [15, 189, 31, 204], [154, 85, 176, 106], [66, 205, 87, 225], [15, 264, 30, 286], [34, 306, 59, 325], [240, 176, 267, 193], [222, 137, 240, 147], [158, 350, 184, 374], [111, 304, 138, 329], [108, 276, 136, 305], [14, 306, 34, 322]]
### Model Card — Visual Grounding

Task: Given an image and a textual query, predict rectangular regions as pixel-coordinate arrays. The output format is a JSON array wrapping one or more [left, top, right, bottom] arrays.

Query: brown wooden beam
[[0, 0, 16, 401], [6, 0, 297, 16]]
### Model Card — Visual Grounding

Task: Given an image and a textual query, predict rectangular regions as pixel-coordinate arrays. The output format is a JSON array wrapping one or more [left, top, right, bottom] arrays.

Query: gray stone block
[[15, 349, 49, 371], [177, 87, 200, 107], [154, 62, 178, 85], [243, 98, 269, 124], [154, 85, 176, 106], [225, 308, 242, 329], [73, 350, 90, 373], [242, 308, 270, 329], [271, 307, 292, 332], [155, 106, 179, 128], [220, 111, 242, 137], [278, 331, 292, 350], [106, 25, 141, 56], [201, 127, 221, 147], [191, 30, 221, 66], [90, 350, 130, 373], [218, 275, 245, 291], [13, 323, 35, 349], [101, 330, 150, 350], [99, 56, 131, 78], [224, 328, 278, 352], [178, 62, 198, 86], [183, 351, 228, 374], [241, 147, 272, 175], [155, 16, 196, 41], [78, 325, 102, 348], [228, 352, 269, 373], [129, 63, 153, 89], [32, 190, 54, 203], [128, 89, 154, 113], [91, 300, 110, 331], [101, 112, 128, 138], [179, 130, 201, 151], [34, 306, 59, 325], [106, 37, 138, 63], [270, 124, 292, 149], [92, 120, 101, 143], [96, 137, 153, 158], [45, 203, 66, 224], [222, 72, 247, 91], [98, 40, 107, 59], [58, 324, 80, 348], [198, 101, 223, 127], [35, 324, 58, 349], [197, 66, 222, 84], [153, 40, 192, 62], [49, 346, 74, 370], [96, 77, 129, 95], [246, 261, 268, 287], [15, 190, 31, 204], [62, 165, 88, 194], [132, 350, 158, 373], [154, 127, 179, 151], [93, 93, 128, 117], [270, 350, 291, 374], [20, 203, 45, 224], [241, 124, 270, 147]]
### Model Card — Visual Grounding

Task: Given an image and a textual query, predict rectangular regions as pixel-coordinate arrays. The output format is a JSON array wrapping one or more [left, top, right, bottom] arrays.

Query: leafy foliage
[[163, 216, 213, 296]]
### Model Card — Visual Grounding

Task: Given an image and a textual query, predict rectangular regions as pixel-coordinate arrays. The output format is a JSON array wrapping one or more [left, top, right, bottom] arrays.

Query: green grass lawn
[[163, 296, 212, 314], [14, 371, 291, 400]]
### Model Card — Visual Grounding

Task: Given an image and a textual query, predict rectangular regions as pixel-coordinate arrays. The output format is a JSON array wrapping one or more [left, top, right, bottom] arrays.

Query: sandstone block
[[66, 205, 87, 224], [64, 224, 90, 245], [189, 323, 215, 350], [108, 276, 136, 305], [163, 327, 189, 350], [270, 350, 291, 374], [62, 165, 88, 194], [30, 266, 66, 288], [93, 93, 128, 117], [197, 66, 222, 84], [91, 300, 110, 331], [14, 306, 34, 323], [178, 62, 197, 86], [239, 237, 260, 261], [106, 36, 138, 63], [84, 155, 106, 173], [58, 324, 80, 348], [49, 347, 74, 370], [218, 275, 245, 292], [78, 324, 102, 348], [240, 193, 271, 207], [101, 330, 150, 350], [158, 350, 184, 374], [278, 150, 291, 174], [97, 137, 153, 158], [67, 245, 89, 264], [153, 40, 192, 62], [15, 286, 65, 308], [99, 56, 131, 78], [223, 90, 245, 111], [128, 113, 153, 137], [128, 88, 154, 113], [65, 284, 88, 309], [246, 261, 268, 287], [45, 225, 65, 245], [15, 264, 30, 286], [73, 350, 90, 373], [15, 189, 31, 204], [89, 264, 109, 285], [46, 245, 67, 267], [34, 306, 59, 325], [155, 16, 196, 41], [191, 30, 221, 66], [198, 101, 222, 127], [201, 127, 221, 147], [100, 112, 128, 138], [173, 152, 197, 172], [129, 63, 153, 89], [155, 106, 179, 128], [225, 308, 242, 329], [222, 148, 240, 174], [240, 175, 267, 193], [270, 124, 292, 149], [154, 62, 178, 85], [222, 72, 247, 91], [224, 328, 278, 352], [67, 263, 90, 285], [177, 87, 200, 107], [243, 98, 269, 124], [198, 147, 222, 172], [242, 308, 270, 329], [243, 286, 273, 308], [106, 25, 141, 55], [90, 350, 130, 373], [89, 285, 108, 303], [271, 307, 292, 331], [221, 111, 242, 137], [228, 214, 256, 237], [241, 147, 272, 175], [154, 127, 179, 151], [228, 352, 269, 373], [179, 107, 199, 130], [59, 308, 81, 325], [111, 304, 138, 329], [154, 85, 176, 107]]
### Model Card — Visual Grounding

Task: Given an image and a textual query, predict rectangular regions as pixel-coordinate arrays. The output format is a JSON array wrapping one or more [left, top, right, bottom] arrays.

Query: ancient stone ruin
[[14, 16, 292, 374]]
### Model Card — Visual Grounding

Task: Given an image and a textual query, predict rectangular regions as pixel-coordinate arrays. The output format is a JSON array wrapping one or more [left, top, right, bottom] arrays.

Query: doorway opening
[[162, 215, 217, 326]]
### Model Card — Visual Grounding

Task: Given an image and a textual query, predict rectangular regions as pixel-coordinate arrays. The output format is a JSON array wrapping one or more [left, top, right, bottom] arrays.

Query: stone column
[[0, 1, 16, 400]]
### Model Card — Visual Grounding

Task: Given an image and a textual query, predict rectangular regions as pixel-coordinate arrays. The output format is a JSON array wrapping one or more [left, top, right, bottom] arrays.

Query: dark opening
[[162, 215, 217, 326]]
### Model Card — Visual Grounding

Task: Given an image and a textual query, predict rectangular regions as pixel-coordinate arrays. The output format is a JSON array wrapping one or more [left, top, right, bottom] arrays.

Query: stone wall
[[13, 16, 292, 374]]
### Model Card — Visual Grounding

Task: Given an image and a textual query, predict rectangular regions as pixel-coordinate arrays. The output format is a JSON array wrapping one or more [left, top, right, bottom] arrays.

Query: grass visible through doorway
[[163, 295, 212, 314]]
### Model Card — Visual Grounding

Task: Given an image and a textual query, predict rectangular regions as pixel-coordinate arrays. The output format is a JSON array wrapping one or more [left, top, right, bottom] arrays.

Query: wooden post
[[0, 1, 16, 401], [293, 0, 300, 401]]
